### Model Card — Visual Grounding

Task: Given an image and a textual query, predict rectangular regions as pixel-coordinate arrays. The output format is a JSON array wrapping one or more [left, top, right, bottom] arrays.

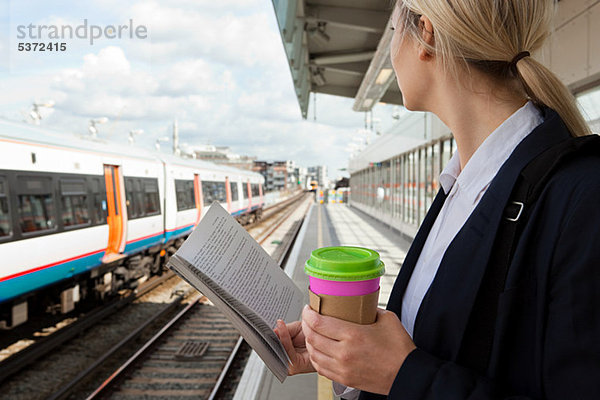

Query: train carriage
[[0, 119, 264, 329]]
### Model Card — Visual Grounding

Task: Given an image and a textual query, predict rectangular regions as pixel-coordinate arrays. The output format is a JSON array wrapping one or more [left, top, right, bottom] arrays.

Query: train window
[[90, 177, 107, 224], [0, 177, 11, 237], [143, 179, 160, 215], [202, 180, 226, 206], [18, 195, 56, 233], [217, 182, 226, 202], [202, 181, 214, 205], [135, 179, 145, 217], [61, 196, 90, 227], [230, 181, 239, 202], [243, 182, 249, 199], [125, 178, 139, 218], [61, 179, 86, 195], [175, 180, 195, 211], [60, 179, 90, 227], [125, 177, 160, 219], [17, 175, 56, 234], [251, 183, 260, 197]]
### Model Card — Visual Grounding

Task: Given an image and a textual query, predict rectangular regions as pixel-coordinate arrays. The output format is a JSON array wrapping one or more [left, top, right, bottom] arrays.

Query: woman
[[275, 0, 600, 398]]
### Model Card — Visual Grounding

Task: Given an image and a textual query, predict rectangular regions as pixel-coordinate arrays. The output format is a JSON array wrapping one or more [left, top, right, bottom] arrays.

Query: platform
[[234, 201, 413, 400]]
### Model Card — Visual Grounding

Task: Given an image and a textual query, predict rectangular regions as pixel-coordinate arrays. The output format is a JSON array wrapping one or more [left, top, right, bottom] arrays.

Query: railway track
[[0, 271, 176, 384], [0, 192, 311, 399], [81, 193, 311, 400], [85, 296, 239, 399], [246, 191, 306, 233]]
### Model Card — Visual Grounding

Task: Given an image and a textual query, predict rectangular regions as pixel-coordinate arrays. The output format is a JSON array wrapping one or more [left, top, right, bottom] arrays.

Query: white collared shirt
[[401, 101, 543, 337]]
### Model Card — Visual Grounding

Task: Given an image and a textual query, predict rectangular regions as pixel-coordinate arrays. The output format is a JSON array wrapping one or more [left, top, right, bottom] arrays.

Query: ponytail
[[517, 57, 591, 137], [395, 0, 593, 138]]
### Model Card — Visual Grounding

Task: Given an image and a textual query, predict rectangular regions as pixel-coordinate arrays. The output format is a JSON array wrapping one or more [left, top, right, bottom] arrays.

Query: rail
[[83, 191, 310, 399], [0, 271, 175, 384]]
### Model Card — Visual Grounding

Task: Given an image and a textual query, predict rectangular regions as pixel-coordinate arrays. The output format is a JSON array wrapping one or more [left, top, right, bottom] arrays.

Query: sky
[[0, 0, 398, 181]]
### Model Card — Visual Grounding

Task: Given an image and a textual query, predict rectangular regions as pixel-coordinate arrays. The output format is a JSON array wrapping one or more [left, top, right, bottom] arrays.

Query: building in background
[[307, 165, 328, 188], [253, 160, 300, 192], [180, 144, 310, 192], [180, 144, 256, 170], [295, 166, 308, 189]]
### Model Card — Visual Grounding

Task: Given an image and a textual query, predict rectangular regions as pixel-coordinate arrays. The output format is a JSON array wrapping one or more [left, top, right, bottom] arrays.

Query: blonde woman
[[275, 0, 600, 398]]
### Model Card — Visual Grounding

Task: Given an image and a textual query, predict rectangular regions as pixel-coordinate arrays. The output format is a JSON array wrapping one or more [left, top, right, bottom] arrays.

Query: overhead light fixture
[[376, 68, 393, 85], [307, 22, 330, 47], [353, 20, 398, 112], [313, 69, 326, 86], [316, 28, 330, 43]]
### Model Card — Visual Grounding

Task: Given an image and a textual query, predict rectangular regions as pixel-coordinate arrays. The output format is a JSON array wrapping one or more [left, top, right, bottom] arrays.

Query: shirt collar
[[439, 151, 461, 194], [439, 101, 544, 200]]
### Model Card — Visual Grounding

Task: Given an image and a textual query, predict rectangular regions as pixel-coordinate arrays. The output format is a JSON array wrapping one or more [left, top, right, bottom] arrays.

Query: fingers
[[302, 318, 339, 358], [305, 340, 345, 383], [302, 305, 356, 341], [285, 320, 303, 339], [305, 337, 336, 370], [276, 320, 297, 360]]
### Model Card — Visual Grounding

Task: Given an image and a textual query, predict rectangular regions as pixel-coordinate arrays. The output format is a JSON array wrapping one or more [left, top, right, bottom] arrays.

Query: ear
[[418, 15, 435, 61]]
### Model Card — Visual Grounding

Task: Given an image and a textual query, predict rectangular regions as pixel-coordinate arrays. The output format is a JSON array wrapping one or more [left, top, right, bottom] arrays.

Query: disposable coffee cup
[[304, 246, 385, 324]]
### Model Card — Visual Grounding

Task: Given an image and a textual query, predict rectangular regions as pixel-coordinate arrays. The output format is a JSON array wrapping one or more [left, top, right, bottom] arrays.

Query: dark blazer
[[359, 108, 600, 399]]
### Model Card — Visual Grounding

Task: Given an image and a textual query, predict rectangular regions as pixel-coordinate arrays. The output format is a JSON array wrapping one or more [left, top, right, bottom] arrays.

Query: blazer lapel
[[410, 109, 571, 360], [386, 188, 448, 316]]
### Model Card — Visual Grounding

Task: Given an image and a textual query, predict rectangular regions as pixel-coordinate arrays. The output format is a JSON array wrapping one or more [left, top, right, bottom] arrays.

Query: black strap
[[459, 134, 600, 374]]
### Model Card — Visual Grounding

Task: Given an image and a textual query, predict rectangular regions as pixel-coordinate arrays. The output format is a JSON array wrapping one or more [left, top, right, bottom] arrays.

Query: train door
[[103, 165, 126, 262], [247, 180, 252, 209], [225, 176, 232, 212], [258, 182, 263, 205], [193, 174, 203, 225]]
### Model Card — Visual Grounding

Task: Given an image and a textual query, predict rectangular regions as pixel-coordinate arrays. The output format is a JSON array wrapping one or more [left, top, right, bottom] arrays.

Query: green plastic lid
[[304, 246, 385, 282]]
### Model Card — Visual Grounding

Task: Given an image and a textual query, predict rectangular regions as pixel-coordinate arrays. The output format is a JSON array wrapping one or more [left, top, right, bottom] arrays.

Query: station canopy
[[271, 0, 403, 118]]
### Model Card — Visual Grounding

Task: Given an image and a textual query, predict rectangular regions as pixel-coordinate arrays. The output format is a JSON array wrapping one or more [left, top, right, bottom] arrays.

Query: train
[[0, 119, 265, 329]]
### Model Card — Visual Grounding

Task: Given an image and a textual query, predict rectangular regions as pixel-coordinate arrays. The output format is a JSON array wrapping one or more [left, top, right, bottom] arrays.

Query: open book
[[167, 202, 304, 382]]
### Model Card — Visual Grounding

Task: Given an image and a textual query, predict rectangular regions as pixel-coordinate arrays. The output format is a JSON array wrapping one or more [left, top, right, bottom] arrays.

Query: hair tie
[[510, 51, 530, 74]]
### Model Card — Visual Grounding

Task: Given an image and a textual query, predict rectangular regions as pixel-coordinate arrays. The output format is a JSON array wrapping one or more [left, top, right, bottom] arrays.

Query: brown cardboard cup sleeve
[[308, 288, 379, 324]]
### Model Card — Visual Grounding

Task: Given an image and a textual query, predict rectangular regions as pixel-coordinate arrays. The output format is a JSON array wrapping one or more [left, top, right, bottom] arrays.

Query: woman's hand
[[301, 305, 416, 395], [274, 319, 316, 375]]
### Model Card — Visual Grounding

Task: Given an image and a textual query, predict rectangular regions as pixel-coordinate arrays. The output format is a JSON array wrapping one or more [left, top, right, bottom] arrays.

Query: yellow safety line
[[316, 204, 333, 400], [318, 375, 333, 400], [317, 203, 323, 250]]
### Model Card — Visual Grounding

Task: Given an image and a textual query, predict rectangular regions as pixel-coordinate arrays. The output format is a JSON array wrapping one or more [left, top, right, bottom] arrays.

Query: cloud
[[159, 59, 236, 96], [36, 42, 371, 178], [50, 46, 228, 120], [120, 1, 284, 69], [2, 0, 398, 180]]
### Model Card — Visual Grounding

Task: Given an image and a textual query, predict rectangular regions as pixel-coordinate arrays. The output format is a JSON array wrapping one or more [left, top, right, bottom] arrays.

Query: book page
[[176, 202, 304, 327], [169, 255, 289, 382]]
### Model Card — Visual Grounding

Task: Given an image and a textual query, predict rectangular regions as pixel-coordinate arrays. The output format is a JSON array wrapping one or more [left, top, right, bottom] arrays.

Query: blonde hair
[[395, 0, 591, 137]]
